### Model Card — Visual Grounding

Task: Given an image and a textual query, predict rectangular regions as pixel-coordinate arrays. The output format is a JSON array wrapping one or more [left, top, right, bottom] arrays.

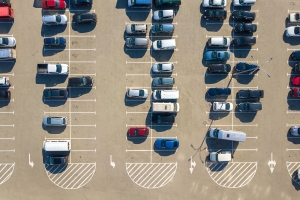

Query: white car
[[0, 37, 16, 48], [213, 102, 233, 111], [233, 0, 255, 6], [152, 39, 176, 50], [42, 14, 68, 25], [202, 0, 226, 8], [286, 26, 300, 37], [289, 13, 300, 23], [153, 10, 175, 21], [0, 77, 9, 86], [127, 89, 148, 98], [152, 63, 174, 73]]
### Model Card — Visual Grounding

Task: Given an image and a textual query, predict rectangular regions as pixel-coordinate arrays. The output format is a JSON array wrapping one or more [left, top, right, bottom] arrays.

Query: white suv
[[233, 0, 256, 6], [42, 14, 68, 25]]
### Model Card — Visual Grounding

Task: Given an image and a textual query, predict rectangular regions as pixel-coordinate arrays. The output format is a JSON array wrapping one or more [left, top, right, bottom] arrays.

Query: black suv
[[0, 90, 10, 99], [152, 114, 175, 124], [44, 89, 68, 98], [204, 10, 227, 20], [231, 10, 256, 21], [232, 37, 256, 46], [208, 64, 231, 73], [68, 76, 94, 87], [71, 0, 93, 7], [73, 13, 97, 24], [238, 102, 262, 112]]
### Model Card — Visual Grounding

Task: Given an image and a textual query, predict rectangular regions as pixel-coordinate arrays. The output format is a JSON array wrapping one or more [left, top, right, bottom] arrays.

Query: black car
[[44, 37, 66, 46], [234, 62, 259, 74], [238, 89, 264, 99], [71, 0, 93, 7], [294, 63, 300, 74], [203, 9, 227, 20], [231, 10, 256, 21], [234, 23, 257, 33], [0, 89, 10, 99], [238, 102, 262, 112], [207, 88, 231, 97], [292, 51, 300, 60], [45, 156, 68, 165], [44, 89, 68, 98], [68, 76, 94, 87], [0, 0, 10, 6], [208, 64, 231, 73], [73, 13, 97, 24], [152, 114, 175, 124], [232, 37, 256, 46]]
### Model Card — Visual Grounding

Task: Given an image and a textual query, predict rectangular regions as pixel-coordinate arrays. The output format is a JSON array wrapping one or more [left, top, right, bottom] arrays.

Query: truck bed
[[37, 64, 49, 73]]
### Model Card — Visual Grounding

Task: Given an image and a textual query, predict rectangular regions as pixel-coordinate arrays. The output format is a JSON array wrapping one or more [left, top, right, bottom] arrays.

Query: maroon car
[[128, 127, 149, 137], [292, 76, 300, 86], [291, 88, 300, 97]]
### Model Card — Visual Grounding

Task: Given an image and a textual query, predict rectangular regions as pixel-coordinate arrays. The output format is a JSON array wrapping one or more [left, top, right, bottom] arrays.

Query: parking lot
[[1, 0, 300, 199]]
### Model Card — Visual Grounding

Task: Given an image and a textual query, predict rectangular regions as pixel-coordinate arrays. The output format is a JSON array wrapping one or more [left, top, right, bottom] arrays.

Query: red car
[[292, 76, 300, 86], [42, 0, 66, 9], [291, 88, 300, 97], [128, 127, 149, 137]]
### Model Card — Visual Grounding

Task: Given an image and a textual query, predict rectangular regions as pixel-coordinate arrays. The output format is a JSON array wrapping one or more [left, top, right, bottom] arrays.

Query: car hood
[[153, 11, 160, 20], [286, 27, 296, 36], [202, 0, 209, 6], [126, 24, 132, 34], [60, 15, 68, 24], [0, 77, 8, 85]]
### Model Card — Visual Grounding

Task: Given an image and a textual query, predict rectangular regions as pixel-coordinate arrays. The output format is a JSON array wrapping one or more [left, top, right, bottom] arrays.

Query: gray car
[[152, 77, 175, 86], [125, 24, 147, 34], [151, 24, 174, 34], [290, 126, 300, 136], [43, 116, 67, 126], [126, 37, 149, 48]]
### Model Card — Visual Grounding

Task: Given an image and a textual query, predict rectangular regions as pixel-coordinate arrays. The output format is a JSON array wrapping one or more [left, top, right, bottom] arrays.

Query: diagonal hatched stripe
[[286, 162, 300, 185]]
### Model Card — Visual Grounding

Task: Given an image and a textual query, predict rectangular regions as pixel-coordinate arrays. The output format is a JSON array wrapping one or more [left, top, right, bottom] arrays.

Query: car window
[[2, 38, 8, 45], [82, 77, 87, 85], [134, 129, 138, 136], [226, 103, 230, 110], [56, 64, 62, 73], [139, 90, 144, 97], [295, 27, 300, 34], [131, 25, 135, 32], [212, 52, 216, 59], [213, 129, 219, 138], [158, 11, 163, 18], [56, 15, 61, 23], [157, 41, 162, 48], [47, 117, 51, 124]]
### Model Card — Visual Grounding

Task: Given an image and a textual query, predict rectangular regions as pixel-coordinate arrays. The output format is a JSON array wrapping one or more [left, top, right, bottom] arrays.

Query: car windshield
[[236, 38, 242, 45], [157, 40, 162, 48], [239, 0, 244, 3], [156, 91, 161, 99], [212, 52, 217, 59], [55, 38, 60, 45], [1, 38, 8, 45], [56, 64, 62, 73], [252, 25, 256, 31], [223, 37, 227, 45], [240, 24, 245, 31], [158, 11, 163, 18], [158, 116, 162, 123], [130, 38, 135, 45], [47, 117, 51, 124], [63, 118, 66, 124], [158, 78, 162, 84], [238, 11, 242, 16], [56, 15, 61, 23], [213, 129, 219, 138], [157, 64, 162, 70], [131, 25, 135, 32], [139, 90, 144, 97], [48, 90, 52, 97], [134, 129, 138, 136], [296, 13, 300, 20], [240, 63, 247, 70], [161, 140, 165, 147], [81, 77, 87, 85], [55, 1, 59, 7], [226, 103, 230, 110], [295, 27, 300, 34], [157, 24, 163, 31], [77, 15, 81, 22]]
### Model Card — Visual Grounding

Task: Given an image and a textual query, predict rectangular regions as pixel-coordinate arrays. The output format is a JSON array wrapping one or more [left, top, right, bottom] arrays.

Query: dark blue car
[[292, 51, 300, 60], [207, 88, 231, 97], [155, 138, 179, 149], [44, 37, 66, 46], [234, 62, 259, 74]]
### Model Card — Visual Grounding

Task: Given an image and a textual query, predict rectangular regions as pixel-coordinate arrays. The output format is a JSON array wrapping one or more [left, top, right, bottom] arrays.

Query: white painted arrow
[[29, 154, 34, 168]]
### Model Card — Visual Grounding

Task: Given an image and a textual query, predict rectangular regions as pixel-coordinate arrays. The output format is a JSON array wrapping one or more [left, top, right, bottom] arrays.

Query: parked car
[[44, 37, 66, 46], [152, 39, 176, 50], [231, 10, 256, 21], [237, 102, 262, 112], [291, 88, 300, 97], [207, 37, 230, 47], [292, 51, 300, 60], [45, 156, 69, 165], [0, 37, 16, 48], [290, 126, 300, 136], [126, 24, 147, 34], [286, 26, 300, 37], [152, 77, 175, 86], [208, 64, 231, 73], [234, 23, 257, 33], [233, 0, 256, 6], [204, 51, 230, 61], [44, 88, 68, 98], [292, 76, 300, 86], [293, 63, 300, 74], [42, 14, 67, 25], [155, 138, 179, 149], [152, 114, 175, 124], [232, 37, 256, 46], [68, 76, 93, 86], [152, 63, 174, 73], [73, 13, 97, 24], [43, 116, 67, 126], [202, 0, 226, 8], [42, 0, 66, 9], [289, 13, 300, 23], [0, 89, 10, 99], [151, 24, 174, 34], [238, 89, 264, 99], [213, 102, 233, 111], [71, 0, 93, 6], [207, 88, 231, 96], [128, 127, 149, 137], [126, 89, 148, 98], [0, 0, 10, 6], [203, 9, 227, 20], [153, 10, 175, 21], [0, 77, 9, 86], [234, 62, 259, 74], [126, 37, 149, 48]]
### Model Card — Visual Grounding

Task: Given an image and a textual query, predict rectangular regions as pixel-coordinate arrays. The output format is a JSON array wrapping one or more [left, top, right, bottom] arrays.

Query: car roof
[[134, 38, 148, 45], [162, 10, 174, 16], [134, 24, 147, 31], [43, 15, 56, 22], [128, 89, 140, 96]]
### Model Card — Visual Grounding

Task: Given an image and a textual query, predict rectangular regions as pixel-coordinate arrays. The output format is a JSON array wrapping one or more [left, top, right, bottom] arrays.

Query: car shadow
[[151, 49, 175, 62], [116, 0, 127, 9], [150, 114, 174, 132], [127, 135, 148, 144], [43, 97, 67, 107], [287, 91, 300, 110], [0, 22, 13, 34], [124, 43, 148, 58], [229, 46, 251, 58], [204, 71, 227, 84], [291, 171, 300, 191], [287, 129, 300, 144], [234, 106, 257, 122], [288, 58, 298, 68], [42, 124, 67, 134], [42, 150, 70, 173], [208, 105, 230, 120], [205, 91, 229, 102], [71, 21, 96, 33], [33, 0, 43, 8], [67, 87, 92, 98], [42, 46, 65, 57], [234, 73, 255, 84], [41, 25, 67, 37], [0, 62, 14, 73], [202, 17, 223, 32], [282, 31, 300, 45], [41, 9, 66, 15], [0, 100, 9, 108], [124, 93, 147, 107], [35, 74, 68, 87], [68, 4, 92, 13], [126, 9, 150, 21], [153, 143, 176, 156]]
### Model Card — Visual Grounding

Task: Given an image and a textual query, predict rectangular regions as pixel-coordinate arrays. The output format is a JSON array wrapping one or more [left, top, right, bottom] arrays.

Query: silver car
[[153, 10, 175, 21], [151, 24, 174, 34], [126, 24, 147, 34], [152, 63, 174, 73], [126, 89, 148, 98], [290, 126, 300, 136], [126, 37, 149, 48], [43, 116, 67, 126], [152, 77, 175, 86]]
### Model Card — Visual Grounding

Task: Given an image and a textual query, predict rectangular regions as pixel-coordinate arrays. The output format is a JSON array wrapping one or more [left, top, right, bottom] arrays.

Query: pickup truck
[[238, 102, 262, 112], [37, 64, 69, 75], [238, 89, 264, 99], [0, 49, 16, 60]]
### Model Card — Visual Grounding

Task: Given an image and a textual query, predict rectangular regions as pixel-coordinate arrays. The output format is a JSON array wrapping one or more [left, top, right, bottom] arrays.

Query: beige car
[[126, 24, 147, 34]]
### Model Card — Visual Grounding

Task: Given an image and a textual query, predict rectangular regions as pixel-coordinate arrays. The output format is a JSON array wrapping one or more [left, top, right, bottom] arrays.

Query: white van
[[153, 90, 179, 100], [208, 37, 230, 47], [152, 102, 180, 113], [0, 49, 16, 60], [43, 140, 71, 151], [209, 128, 246, 142], [153, 39, 176, 50], [210, 151, 232, 162]]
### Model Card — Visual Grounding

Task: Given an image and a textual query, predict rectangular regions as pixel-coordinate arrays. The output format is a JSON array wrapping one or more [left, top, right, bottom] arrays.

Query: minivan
[[208, 37, 231, 47], [43, 140, 71, 151], [210, 151, 232, 162], [155, 0, 181, 7], [153, 39, 176, 50], [209, 128, 246, 142], [152, 102, 180, 113], [128, 0, 152, 8], [153, 90, 179, 100]]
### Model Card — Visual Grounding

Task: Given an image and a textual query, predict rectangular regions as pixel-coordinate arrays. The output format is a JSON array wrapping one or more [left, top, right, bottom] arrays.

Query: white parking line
[[126, 86, 177, 89], [44, 86, 96, 89], [226, 60, 258, 63], [44, 60, 96, 63], [206, 124, 258, 127], [287, 73, 300, 76], [43, 35, 96, 38], [0, 149, 15, 152], [206, 48, 258, 51], [208, 148, 258, 151], [288, 9, 300, 13], [146, 35, 178, 38], [287, 111, 300, 114], [286, 123, 300, 126], [125, 22, 178, 25], [126, 48, 179, 51], [126, 61, 178, 64], [0, 124, 14, 127], [0, 73, 13, 76], [42, 9, 96, 12], [126, 124, 177, 127], [44, 48, 96, 51], [126, 111, 149, 114], [70, 73, 96, 76], [72, 150, 96, 152], [205, 111, 260, 114], [206, 35, 258, 38], [0, 111, 14, 114], [44, 99, 96, 102], [44, 111, 96, 114], [126, 73, 177, 76], [126, 99, 151, 102], [206, 22, 258, 25], [287, 48, 300, 51], [0, 137, 14, 140], [286, 148, 300, 151], [67, 125, 96, 127], [45, 137, 96, 140], [126, 149, 177, 152], [206, 86, 258, 89], [127, 136, 177, 139], [287, 60, 299, 64]]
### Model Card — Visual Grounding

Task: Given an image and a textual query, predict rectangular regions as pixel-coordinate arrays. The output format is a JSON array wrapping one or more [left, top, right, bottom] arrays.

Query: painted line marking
[[44, 99, 96, 102], [126, 124, 177, 127], [206, 35, 258, 38], [44, 111, 96, 114], [126, 61, 178, 64], [44, 60, 96, 63], [206, 124, 258, 127], [125, 21, 178, 25], [206, 86, 258, 89], [126, 149, 177, 152], [44, 48, 96, 51], [44, 35, 96, 38], [126, 73, 177, 76], [45, 137, 96, 140], [67, 124, 96, 127]]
